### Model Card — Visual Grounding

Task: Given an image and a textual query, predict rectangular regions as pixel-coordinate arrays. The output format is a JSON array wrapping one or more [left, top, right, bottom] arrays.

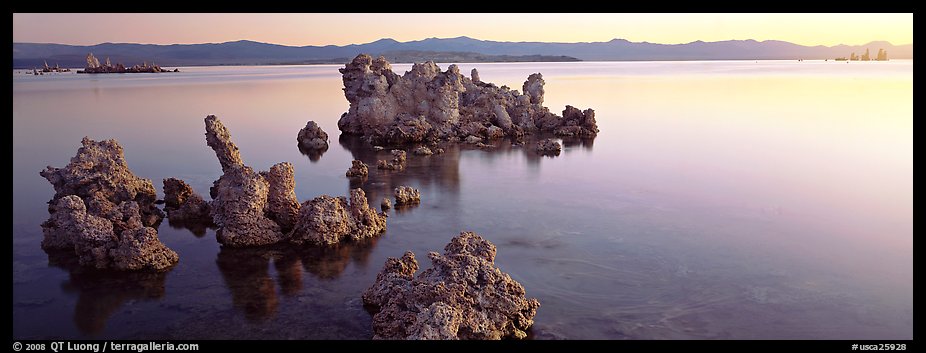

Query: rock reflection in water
[[338, 134, 461, 208], [297, 144, 328, 163], [338, 133, 596, 201], [215, 237, 379, 322], [47, 249, 171, 335], [165, 216, 215, 238]]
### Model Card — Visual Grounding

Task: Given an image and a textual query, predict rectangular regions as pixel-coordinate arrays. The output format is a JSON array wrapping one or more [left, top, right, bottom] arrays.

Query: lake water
[[12, 60, 912, 339]]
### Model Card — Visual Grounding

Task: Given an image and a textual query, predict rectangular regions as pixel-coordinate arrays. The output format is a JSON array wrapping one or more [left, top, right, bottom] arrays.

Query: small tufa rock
[[363, 232, 540, 340], [377, 149, 407, 171], [296, 120, 329, 150], [553, 106, 598, 137], [162, 178, 211, 223], [381, 198, 392, 211], [464, 135, 482, 144], [287, 188, 386, 246], [536, 138, 562, 156], [393, 186, 421, 205], [413, 146, 433, 156], [345, 160, 369, 178]]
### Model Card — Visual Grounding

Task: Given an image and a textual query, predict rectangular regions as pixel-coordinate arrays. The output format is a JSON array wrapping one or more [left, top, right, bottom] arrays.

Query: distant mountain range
[[12, 36, 913, 68]]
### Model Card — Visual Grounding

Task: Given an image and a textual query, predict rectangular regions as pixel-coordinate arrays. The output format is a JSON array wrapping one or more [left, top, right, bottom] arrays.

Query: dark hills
[[12, 36, 913, 69]]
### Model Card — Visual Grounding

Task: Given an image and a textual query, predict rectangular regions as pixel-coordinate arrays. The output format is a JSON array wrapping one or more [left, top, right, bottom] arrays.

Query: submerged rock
[[536, 138, 562, 155], [393, 186, 421, 205], [288, 188, 386, 246], [39, 138, 176, 271], [337, 54, 597, 146], [377, 149, 407, 171], [346, 160, 369, 178], [297, 120, 329, 150], [363, 232, 540, 340]]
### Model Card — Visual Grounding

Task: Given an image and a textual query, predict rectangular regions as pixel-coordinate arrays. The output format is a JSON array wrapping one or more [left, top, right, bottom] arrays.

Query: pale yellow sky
[[12, 13, 913, 47]]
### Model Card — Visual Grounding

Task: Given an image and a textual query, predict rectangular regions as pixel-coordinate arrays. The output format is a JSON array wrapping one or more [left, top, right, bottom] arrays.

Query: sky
[[12, 13, 913, 47]]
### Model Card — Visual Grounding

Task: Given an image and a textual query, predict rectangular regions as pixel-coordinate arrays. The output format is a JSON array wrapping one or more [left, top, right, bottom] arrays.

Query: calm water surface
[[12, 61, 912, 339]]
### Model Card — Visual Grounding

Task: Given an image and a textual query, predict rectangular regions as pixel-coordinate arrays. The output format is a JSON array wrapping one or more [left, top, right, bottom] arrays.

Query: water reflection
[[338, 134, 461, 205], [215, 238, 379, 322], [297, 144, 328, 163], [561, 136, 595, 150], [165, 215, 215, 238], [337, 132, 597, 203], [13, 62, 911, 339], [48, 249, 171, 335]]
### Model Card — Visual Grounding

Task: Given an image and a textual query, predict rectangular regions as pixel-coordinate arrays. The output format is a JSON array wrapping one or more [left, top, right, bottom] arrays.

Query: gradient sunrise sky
[[12, 13, 913, 47]]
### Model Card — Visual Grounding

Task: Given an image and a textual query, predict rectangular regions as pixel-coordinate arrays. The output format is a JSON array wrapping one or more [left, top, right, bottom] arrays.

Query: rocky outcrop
[[39, 137, 177, 271], [205, 115, 244, 173], [40, 137, 164, 229], [337, 54, 597, 146], [381, 198, 392, 211], [287, 189, 386, 246], [261, 162, 300, 232], [204, 116, 292, 247], [162, 178, 211, 223], [296, 120, 329, 150], [553, 106, 598, 137], [345, 160, 369, 178], [536, 138, 562, 156], [203, 115, 390, 248], [362, 232, 540, 340], [210, 165, 284, 247], [40, 195, 178, 271], [78, 53, 177, 74], [110, 226, 181, 271], [393, 186, 421, 205], [377, 149, 407, 171]]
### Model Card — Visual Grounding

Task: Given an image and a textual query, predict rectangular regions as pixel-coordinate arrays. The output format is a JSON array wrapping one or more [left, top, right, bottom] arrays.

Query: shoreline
[[11, 58, 914, 71]]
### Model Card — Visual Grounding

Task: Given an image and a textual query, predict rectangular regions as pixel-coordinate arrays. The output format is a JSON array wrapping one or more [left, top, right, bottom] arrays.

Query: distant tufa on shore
[[77, 53, 179, 74], [835, 48, 889, 61]]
